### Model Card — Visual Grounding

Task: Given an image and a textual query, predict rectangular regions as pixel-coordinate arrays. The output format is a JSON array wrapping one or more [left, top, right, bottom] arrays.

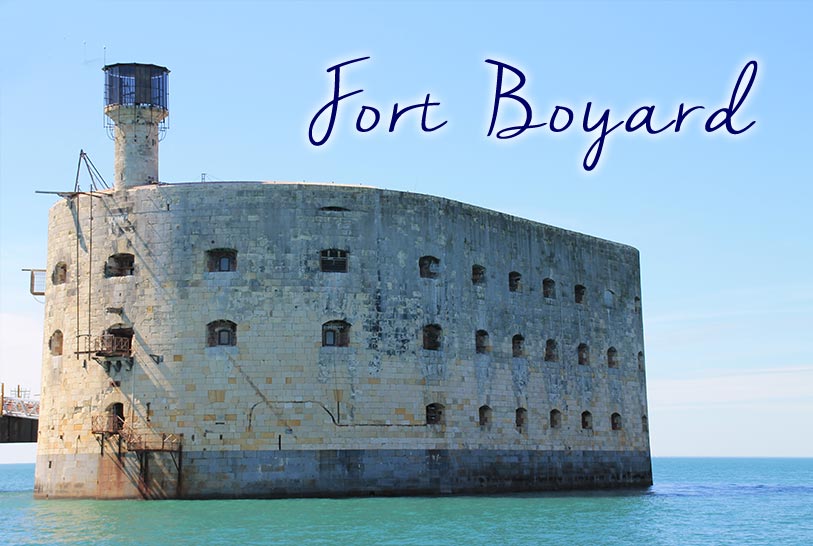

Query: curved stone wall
[[35, 182, 651, 498]]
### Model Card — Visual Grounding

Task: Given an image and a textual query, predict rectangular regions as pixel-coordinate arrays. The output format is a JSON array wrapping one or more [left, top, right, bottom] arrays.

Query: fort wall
[[35, 182, 650, 498]]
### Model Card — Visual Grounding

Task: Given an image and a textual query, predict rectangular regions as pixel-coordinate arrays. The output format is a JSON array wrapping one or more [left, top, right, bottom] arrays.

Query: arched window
[[52, 262, 67, 285], [512, 334, 524, 357], [471, 264, 486, 285], [423, 324, 442, 350], [105, 253, 134, 277], [206, 248, 237, 272], [515, 408, 527, 431], [611, 412, 622, 431], [581, 411, 593, 430], [478, 405, 492, 426], [578, 343, 590, 365], [322, 320, 350, 347], [638, 351, 644, 371], [574, 284, 586, 304], [320, 249, 348, 272], [642, 415, 649, 432], [549, 409, 562, 429], [544, 339, 558, 362], [508, 271, 521, 292], [607, 347, 619, 368], [543, 278, 556, 298], [426, 403, 444, 425], [207, 320, 237, 347], [49, 330, 63, 356], [475, 330, 490, 354], [419, 256, 440, 278], [98, 402, 125, 434], [603, 289, 615, 308]]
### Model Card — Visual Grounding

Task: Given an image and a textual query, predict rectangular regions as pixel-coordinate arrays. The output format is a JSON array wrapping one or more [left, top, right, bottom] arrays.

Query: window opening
[[642, 415, 649, 432], [515, 408, 527, 431], [545, 339, 558, 362], [478, 405, 492, 426], [206, 249, 237, 272], [549, 409, 562, 429], [607, 347, 619, 368], [471, 264, 486, 285], [49, 330, 63, 356], [581, 411, 593, 430], [475, 330, 489, 354], [509, 271, 521, 292], [53, 262, 67, 285], [578, 343, 590, 365], [207, 320, 237, 347], [512, 334, 524, 357], [575, 284, 586, 304], [320, 249, 348, 272], [105, 253, 134, 277], [543, 278, 556, 298], [96, 325, 134, 357], [423, 324, 442, 350], [638, 351, 644, 371], [322, 320, 350, 347], [419, 256, 440, 278], [426, 403, 444, 425], [611, 412, 622, 431]]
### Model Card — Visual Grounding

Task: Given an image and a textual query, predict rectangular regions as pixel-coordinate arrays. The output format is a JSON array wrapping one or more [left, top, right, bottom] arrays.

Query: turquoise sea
[[0, 458, 811, 545]]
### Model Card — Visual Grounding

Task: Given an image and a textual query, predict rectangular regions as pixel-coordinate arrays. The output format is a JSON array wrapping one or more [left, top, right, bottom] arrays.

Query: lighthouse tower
[[103, 63, 169, 189]]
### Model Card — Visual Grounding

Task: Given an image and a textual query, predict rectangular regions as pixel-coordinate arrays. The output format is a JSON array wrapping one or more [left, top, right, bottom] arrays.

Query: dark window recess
[[478, 405, 492, 426], [96, 326, 133, 357], [419, 256, 440, 278], [475, 330, 489, 354], [575, 284, 586, 304], [634, 296, 642, 314], [549, 409, 562, 429], [207, 320, 236, 347], [471, 264, 486, 285], [49, 330, 63, 356], [512, 334, 524, 357], [322, 320, 350, 347], [426, 403, 444, 425], [581, 411, 593, 430], [509, 271, 521, 292], [545, 339, 559, 362], [543, 278, 556, 298], [611, 412, 622, 431], [207, 249, 237, 272], [423, 324, 442, 350], [319, 206, 349, 212], [642, 415, 649, 432], [320, 249, 348, 272], [578, 343, 590, 365], [105, 253, 134, 277], [53, 262, 67, 285], [607, 347, 619, 368], [515, 408, 527, 430], [638, 351, 644, 371]]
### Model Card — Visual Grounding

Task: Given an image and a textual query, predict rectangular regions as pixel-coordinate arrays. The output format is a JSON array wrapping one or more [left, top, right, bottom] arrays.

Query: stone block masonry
[[35, 182, 651, 499]]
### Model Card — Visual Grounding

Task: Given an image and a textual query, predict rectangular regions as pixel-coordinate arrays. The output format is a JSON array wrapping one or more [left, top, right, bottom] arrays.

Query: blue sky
[[1, 1, 811, 462]]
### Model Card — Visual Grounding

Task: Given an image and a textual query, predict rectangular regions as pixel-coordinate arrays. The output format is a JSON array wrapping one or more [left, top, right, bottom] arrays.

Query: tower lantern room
[[103, 63, 169, 190]]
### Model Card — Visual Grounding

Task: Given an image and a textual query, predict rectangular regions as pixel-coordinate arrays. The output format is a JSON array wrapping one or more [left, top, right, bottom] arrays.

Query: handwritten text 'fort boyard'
[[308, 57, 757, 171]]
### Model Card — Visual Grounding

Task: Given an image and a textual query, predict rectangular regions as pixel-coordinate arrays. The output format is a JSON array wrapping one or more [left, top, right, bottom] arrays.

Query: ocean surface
[[0, 458, 811, 545]]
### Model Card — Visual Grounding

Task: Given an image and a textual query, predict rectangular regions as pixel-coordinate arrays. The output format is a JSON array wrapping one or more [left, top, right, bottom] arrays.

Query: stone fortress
[[34, 64, 651, 499]]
